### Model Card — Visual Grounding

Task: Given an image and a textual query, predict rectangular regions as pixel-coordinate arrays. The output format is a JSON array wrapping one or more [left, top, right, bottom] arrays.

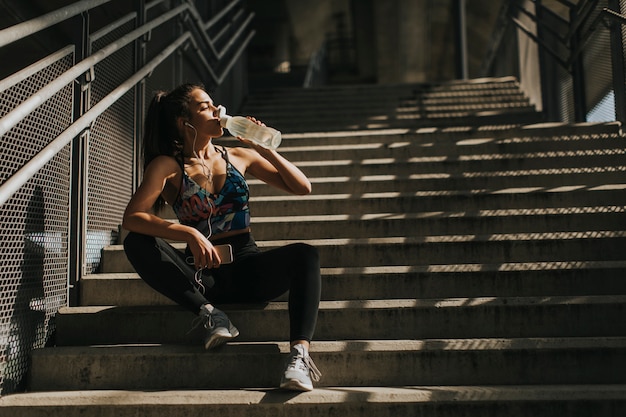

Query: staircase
[[2, 76, 626, 415]]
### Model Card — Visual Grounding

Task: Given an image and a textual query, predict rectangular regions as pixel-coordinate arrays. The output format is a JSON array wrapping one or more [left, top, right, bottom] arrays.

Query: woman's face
[[184, 88, 223, 138]]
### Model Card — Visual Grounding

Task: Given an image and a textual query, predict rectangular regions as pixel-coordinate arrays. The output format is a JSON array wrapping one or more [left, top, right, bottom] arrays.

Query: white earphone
[[184, 122, 194, 128]]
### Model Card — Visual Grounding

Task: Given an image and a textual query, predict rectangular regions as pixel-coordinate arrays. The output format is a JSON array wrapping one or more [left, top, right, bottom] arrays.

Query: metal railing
[[482, 0, 626, 124], [0, 0, 254, 395]]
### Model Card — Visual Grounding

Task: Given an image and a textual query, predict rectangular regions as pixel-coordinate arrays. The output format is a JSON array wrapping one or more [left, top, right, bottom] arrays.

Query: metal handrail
[[0, 45, 74, 93], [602, 7, 626, 25], [0, 33, 191, 207], [0, 0, 255, 207], [0, 3, 188, 139], [0, 0, 111, 48]]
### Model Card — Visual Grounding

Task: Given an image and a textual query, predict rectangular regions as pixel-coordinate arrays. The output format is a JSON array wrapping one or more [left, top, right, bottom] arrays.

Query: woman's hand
[[232, 117, 312, 196], [235, 116, 266, 150], [186, 228, 222, 269]]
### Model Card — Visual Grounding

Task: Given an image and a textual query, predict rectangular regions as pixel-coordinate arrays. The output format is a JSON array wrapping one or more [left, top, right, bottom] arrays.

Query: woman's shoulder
[[148, 154, 181, 168], [145, 155, 183, 178], [224, 145, 256, 161]]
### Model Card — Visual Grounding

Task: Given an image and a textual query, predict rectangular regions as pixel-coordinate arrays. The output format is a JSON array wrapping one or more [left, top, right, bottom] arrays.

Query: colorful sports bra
[[172, 146, 250, 237]]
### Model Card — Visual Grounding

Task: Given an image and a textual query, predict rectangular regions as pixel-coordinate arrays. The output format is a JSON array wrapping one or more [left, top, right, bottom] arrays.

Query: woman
[[122, 83, 322, 391]]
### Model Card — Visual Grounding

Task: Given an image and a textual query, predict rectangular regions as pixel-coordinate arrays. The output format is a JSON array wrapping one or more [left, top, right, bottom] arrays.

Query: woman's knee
[[123, 232, 155, 260], [286, 243, 320, 278], [288, 243, 319, 265]]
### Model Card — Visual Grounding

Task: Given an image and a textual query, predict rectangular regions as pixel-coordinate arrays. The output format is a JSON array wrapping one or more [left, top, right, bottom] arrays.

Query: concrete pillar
[[283, 0, 332, 65], [352, 0, 377, 82], [373, 0, 428, 84]]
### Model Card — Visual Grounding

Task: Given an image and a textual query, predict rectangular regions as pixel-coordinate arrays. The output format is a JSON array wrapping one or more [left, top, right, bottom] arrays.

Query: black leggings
[[123, 232, 321, 342]]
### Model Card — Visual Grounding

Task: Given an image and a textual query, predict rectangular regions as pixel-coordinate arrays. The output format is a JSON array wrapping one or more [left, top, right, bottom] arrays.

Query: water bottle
[[218, 106, 282, 150]]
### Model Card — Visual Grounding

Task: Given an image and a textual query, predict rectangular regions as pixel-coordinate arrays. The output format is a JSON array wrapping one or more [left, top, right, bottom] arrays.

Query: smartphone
[[214, 244, 233, 264]]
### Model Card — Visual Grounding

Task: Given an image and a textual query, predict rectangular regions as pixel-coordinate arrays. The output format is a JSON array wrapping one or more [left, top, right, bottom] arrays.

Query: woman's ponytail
[[142, 83, 202, 168]]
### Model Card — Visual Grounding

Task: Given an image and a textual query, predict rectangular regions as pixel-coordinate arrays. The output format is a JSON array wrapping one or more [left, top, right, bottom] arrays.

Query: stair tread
[[61, 295, 626, 314], [34, 337, 626, 354], [87, 259, 626, 280], [3, 385, 626, 407]]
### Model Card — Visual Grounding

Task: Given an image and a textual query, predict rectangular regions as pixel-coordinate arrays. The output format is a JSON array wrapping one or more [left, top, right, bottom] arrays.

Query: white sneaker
[[280, 344, 322, 391]]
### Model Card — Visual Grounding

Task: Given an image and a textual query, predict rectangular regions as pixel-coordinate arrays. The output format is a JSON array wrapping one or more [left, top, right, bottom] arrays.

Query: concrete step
[[244, 100, 532, 118], [259, 109, 543, 133], [28, 338, 626, 391], [247, 168, 626, 196], [152, 187, 626, 220], [102, 232, 626, 273], [243, 77, 523, 102], [151, 207, 626, 241], [250, 209, 626, 240], [289, 151, 626, 181], [81, 261, 626, 306], [217, 122, 621, 150], [243, 188, 626, 217], [273, 135, 625, 166], [55, 296, 626, 346], [244, 88, 529, 106], [244, 76, 519, 95], [5, 385, 625, 417]]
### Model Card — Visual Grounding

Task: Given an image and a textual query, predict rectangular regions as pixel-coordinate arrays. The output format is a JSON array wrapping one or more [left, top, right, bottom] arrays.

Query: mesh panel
[[0, 52, 73, 394], [556, 63, 575, 123], [85, 18, 137, 272], [582, 0, 615, 121]]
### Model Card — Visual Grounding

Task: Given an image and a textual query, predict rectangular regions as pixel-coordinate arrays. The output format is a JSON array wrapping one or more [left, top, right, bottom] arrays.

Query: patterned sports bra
[[172, 146, 250, 237]]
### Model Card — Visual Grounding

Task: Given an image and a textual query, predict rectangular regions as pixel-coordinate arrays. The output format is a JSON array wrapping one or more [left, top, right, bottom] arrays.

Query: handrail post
[[68, 11, 91, 307], [608, 0, 626, 124], [570, 6, 588, 121], [134, 0, 147, 191], [453, 0, 469, 79]]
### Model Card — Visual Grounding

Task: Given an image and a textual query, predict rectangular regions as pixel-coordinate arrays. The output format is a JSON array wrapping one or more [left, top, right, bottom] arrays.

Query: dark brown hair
[[143, 82, 205, 168], [142, 83, 205, 210]]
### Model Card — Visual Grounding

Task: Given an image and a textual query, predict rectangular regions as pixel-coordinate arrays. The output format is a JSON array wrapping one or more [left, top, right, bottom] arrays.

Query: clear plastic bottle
[[218, 106, 281, 150]]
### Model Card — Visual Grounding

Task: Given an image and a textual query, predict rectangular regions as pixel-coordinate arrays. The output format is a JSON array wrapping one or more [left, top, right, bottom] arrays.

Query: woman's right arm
[[122, 156, 221, 269]]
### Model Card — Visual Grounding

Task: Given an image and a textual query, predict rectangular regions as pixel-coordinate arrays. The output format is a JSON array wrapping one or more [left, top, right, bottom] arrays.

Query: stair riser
[[245, 190, 626, 217], [278, 140, 623, 164], [251, 213, 626, 240], [2, 401, 624, 417], [101, 238, 626, 273], [80, 268, 626, 306], [244, 84, 522, 101], [28, 348, 626, 390], [224, 124, 623, 156], [270, 112, 543, 133], [55, 303, 626, 346], [218, 124, 621, 151], [249, 172, 626, 196], [245, 86, 525, 100], [294, 155, 626, 178], [245, 101, 532, 118]]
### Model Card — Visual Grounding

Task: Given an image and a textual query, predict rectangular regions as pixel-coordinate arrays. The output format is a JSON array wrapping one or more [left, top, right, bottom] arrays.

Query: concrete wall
[[372, 0, 429, 84], [245, 0, 507, 86]]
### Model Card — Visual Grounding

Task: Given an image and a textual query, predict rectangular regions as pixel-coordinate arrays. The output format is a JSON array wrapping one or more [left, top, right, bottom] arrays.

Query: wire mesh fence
[[0, 0, 252, 395], [0, 49, 74, 394]]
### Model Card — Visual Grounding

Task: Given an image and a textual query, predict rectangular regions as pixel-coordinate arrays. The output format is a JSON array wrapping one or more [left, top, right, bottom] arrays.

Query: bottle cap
[[217, 105, 230, 127]]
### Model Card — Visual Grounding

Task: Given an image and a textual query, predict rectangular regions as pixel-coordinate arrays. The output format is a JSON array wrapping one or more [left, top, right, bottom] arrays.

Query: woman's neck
[[183, 139, 213, 159]]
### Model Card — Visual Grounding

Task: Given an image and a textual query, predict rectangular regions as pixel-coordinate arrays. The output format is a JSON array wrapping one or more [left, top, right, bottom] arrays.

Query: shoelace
[[289, 351, 322, 382], [187, 310, 214, 335]]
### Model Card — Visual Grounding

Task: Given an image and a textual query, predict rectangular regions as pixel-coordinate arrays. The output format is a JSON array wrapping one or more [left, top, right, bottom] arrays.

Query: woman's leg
[[123, 232, 211, 313], [123, 232, 239, 349], [217, 241, 321, 343]]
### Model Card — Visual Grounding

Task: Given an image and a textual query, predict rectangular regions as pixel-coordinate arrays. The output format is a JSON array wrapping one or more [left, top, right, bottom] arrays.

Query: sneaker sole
[[204, 326, 239, 350], [280, 379, 314, 392]]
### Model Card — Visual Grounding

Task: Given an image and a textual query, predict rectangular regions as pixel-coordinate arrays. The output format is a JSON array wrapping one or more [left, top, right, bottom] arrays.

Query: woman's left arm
[[233, 142, 312, 195]]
